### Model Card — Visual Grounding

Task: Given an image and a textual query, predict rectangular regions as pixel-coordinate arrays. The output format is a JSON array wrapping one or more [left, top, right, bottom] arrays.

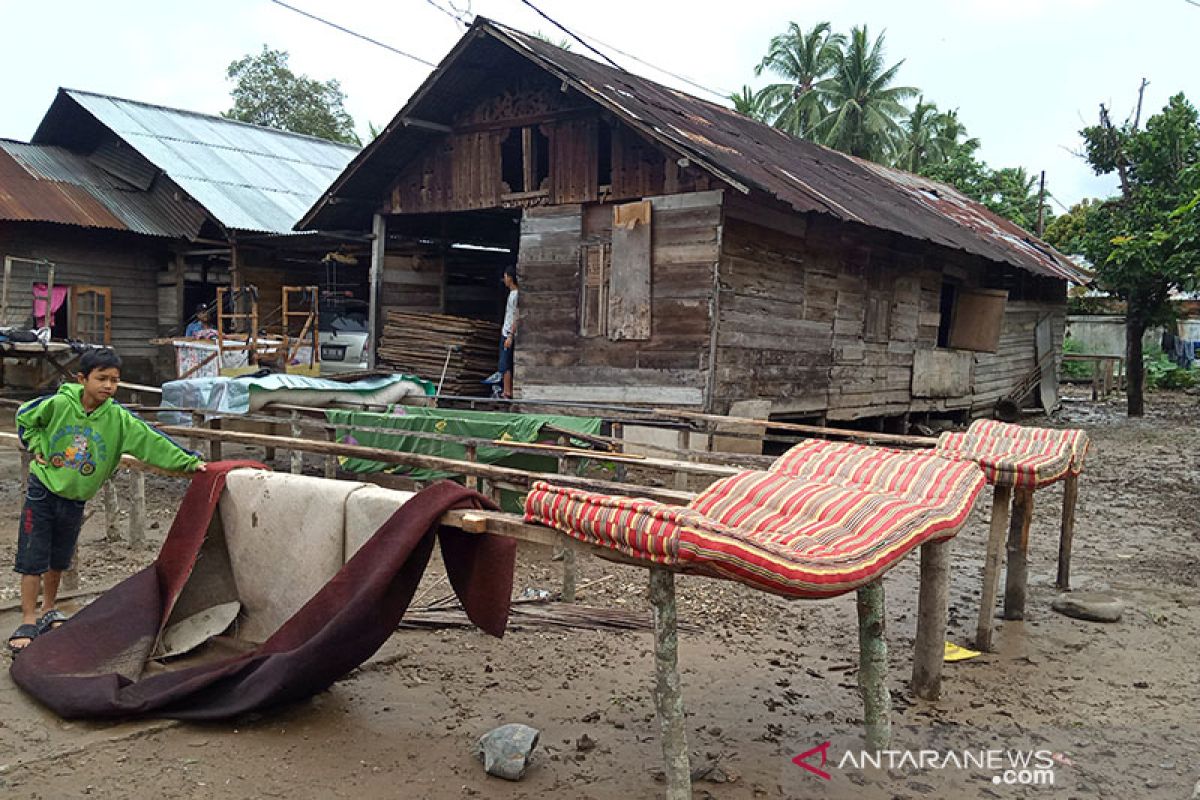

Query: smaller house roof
[[0, 139, 206, 238], [33, 89, 360, 235]]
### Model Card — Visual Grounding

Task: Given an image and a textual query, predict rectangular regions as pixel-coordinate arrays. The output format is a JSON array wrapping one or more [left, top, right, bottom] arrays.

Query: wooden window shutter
[[579, 242, 610, 337], [70, 286, 112, 345], [607, 200, 652, 340], [947, 288, 1008, 352]]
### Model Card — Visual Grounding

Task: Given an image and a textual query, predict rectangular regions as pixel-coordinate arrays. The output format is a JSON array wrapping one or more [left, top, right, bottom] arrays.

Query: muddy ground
[[0, 389, 1197, 799]]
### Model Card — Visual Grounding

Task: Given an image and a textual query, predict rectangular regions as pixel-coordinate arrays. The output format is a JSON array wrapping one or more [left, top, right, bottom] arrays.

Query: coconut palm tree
[[895, 96, 941, 172], [814, 25, 916, 160], [729, 85, 768, 121], [754, 21, 844, 137]]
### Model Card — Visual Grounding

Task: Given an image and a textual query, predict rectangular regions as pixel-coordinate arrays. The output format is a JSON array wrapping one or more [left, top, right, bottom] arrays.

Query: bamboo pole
[[856, 580, 891, 750], [1004, 489, 1034, 620], [649, 567, 691, 800], [561, 542, 578, 604], [153, 424, 696, 505], [658, 408, 938, 449], [1055, 474, 1079, 590], [975, 484, 1013, 651], [911, 539, 951, 700]]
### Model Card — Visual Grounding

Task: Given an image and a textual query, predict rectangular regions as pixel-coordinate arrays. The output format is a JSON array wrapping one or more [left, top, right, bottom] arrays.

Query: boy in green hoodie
[[9, 349, 205, 654]]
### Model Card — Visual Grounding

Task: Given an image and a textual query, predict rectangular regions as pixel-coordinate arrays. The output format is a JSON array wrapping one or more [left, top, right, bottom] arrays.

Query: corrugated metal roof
[[0, 139, 205, 237], [303, 19, 1086, 283], [34, 90, 360, 235]]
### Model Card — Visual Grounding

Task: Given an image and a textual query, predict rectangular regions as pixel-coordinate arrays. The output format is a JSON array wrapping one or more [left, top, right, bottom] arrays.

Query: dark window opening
[[531, 127, 550, 190], [597, 121, 612, 186], [501, 128, 525, 193], [937, 282, 957, 348]]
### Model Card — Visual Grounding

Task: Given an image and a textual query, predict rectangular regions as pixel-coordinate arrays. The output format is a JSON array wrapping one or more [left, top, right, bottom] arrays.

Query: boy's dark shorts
[[14, 473, 86, 575], [498, 338, 514, 374]]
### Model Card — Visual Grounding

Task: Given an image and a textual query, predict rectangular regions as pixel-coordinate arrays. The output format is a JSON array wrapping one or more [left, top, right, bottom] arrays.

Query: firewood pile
[[377, 311, 501, 394]]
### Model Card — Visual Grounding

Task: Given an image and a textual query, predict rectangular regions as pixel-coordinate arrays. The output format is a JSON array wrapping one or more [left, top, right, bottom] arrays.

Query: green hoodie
[[17, 383, 201, 501]]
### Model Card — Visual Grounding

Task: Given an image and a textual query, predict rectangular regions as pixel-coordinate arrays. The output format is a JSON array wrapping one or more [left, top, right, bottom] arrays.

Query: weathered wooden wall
[[0, 222, 168, 382], [713, 211, 1067, 421], [380, 246, 445, 319], [712, 216, 832, 415], [386, 73, 716, 216], [515, 190, 722, 406]]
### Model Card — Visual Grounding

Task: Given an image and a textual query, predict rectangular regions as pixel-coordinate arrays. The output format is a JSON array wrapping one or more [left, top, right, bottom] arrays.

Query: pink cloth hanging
[[32, 284, 69, 327]]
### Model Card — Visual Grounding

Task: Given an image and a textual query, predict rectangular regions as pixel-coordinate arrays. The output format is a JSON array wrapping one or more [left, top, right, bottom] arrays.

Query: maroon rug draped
[[11, 463, 516, 720]]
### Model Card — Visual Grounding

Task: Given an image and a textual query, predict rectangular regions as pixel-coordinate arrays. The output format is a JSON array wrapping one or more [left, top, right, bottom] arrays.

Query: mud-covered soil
[[0, 389, 1197, 799]]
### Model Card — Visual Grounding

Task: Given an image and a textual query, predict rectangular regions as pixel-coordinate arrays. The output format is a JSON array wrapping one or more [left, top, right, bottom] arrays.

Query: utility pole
[[1036, 171, 1046, 237]]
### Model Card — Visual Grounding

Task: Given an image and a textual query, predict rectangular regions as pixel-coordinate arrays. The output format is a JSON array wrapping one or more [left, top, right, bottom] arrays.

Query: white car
[[318, 301, 371, 374]]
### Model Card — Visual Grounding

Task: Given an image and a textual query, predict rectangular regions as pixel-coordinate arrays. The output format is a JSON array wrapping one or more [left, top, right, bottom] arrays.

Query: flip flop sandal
[[8, 623, 39, 656], [36, 609, 68, 635]]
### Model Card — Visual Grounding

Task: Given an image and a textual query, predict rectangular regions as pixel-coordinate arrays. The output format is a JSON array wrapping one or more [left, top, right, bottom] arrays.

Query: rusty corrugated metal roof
[[301, 19, 1086, 283], [33, 90, 360, 235], [0, 139, 205, 237]]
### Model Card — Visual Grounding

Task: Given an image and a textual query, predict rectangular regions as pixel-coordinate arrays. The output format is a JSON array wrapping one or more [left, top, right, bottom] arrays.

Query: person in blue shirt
[[184, 306, 214, 339]]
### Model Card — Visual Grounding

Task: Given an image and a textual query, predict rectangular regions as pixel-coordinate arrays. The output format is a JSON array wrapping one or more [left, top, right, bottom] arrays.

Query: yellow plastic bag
[[944, 641, 982, 662]]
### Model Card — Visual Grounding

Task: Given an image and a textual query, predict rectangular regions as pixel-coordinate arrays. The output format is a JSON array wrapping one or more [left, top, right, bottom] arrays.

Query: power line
[[571, 29, 733, 102], [267, 0, 438, 68], [512, 0, 623, 70], [423, 0, 470, 29]]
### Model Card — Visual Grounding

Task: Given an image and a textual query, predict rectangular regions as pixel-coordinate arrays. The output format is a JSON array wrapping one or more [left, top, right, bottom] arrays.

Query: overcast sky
[[0, 0, 1195, 211]]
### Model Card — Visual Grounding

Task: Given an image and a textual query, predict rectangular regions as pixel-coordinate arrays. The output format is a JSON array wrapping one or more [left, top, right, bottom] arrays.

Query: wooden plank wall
[[380, 247, 445, 318], [0, 223, 167, 382], [713, 217, 833, 415], [714, 212, 1068, 421], [516, 191, 722, 406]]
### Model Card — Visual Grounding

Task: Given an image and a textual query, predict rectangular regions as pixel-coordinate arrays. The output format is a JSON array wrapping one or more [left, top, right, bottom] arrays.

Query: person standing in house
[[8, 349, 206, 655], [185, 305, 216, 339], [499, 266, 519, 400]]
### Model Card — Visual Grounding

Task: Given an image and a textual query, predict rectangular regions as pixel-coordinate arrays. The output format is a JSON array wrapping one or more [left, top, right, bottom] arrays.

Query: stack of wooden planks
[[377, 311, 502, 394]]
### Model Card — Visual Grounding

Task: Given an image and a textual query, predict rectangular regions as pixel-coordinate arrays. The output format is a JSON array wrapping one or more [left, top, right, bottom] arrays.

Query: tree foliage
[[1079, 92, 1200, 415], [737, 21, 1046, 229], [225, 46, 360, 146]]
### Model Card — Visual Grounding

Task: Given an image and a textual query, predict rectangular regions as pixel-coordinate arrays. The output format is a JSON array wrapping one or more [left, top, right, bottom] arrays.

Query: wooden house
[[1, 90, 360, 383], [299, 19, 1088, 426]]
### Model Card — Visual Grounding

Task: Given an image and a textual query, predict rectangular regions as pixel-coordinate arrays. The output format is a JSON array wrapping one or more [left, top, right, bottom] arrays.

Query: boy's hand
[[33, 453, 47, 466], [193, 462, 208, 473]]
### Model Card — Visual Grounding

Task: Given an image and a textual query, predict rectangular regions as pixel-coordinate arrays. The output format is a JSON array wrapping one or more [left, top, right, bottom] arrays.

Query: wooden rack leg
[[128, 470, 146, 547], [649, 567, 691, 800], [912, 539, 951, 700], [209, 418, 223, 461], [673, 430, 689, 492], [561, 542, 577, 603], [289, 411, 303, 475], [1004, 489, 1034, 620], [975, 483, 1013, 651], [103, 479, 122, 543], [1055, 474, 1079, 590], [857, 580, 891, 750], [324, 428, 338, 479]]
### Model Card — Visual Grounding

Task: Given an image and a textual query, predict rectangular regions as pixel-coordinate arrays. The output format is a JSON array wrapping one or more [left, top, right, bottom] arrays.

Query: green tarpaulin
[[325, 407, 604, 512]]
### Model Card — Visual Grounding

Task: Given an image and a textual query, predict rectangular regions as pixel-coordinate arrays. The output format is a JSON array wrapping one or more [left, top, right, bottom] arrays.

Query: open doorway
[[377, 209, 520, 394]]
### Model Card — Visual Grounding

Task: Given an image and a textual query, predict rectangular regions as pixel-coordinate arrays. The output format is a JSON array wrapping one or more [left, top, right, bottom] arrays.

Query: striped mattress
[[935, 419, 1089, 490], [524, 440, 986, 599]]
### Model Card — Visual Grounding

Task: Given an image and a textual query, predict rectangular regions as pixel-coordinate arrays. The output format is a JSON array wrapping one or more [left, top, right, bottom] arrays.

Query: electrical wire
[[570, 29, 733, 101], [511, 0, 623, 70], [267, 0, 438, 67], [423, 0, 470, 28]]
